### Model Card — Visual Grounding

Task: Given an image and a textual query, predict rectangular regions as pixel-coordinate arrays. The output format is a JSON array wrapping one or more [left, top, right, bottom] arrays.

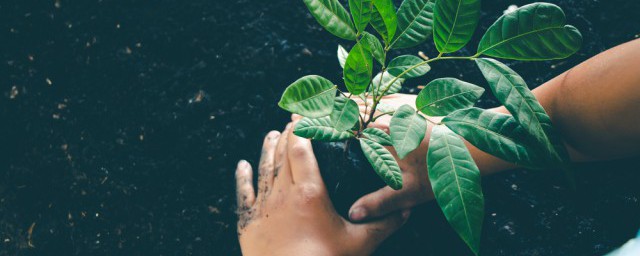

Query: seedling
[[278, 0, 582, 254]]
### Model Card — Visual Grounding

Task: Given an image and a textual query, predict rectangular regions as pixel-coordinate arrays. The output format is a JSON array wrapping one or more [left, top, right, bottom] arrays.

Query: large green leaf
[[475, 58, 570, 165], [361, 32, 385, 65], [330, 96, 360, 131], [337, 44, 348, 68], [390, 104, 427, 159], [278, 75, 337, 118], [362, 127, 393, 146], [428, 125, 484, 255], [476, 3, 582, 61], [370, 71, 403, 96], [443, 107, 543, 168], [360, 138, 403, 190], [387, 55, 431, 79], [294, 117, 355, 141], [390, 0, 435, 49], [433, 0, 481, 53], [349, 0, 373, 33], [370, 0, 397, 43], [344, 41, 373, 95], [303, 0, 357, 40], [415, 78, 484, 116]]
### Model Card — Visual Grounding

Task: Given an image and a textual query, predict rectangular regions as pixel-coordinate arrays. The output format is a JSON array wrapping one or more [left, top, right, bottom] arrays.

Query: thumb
[[349, 209, 411, 252], [349, 186, 415, 222]]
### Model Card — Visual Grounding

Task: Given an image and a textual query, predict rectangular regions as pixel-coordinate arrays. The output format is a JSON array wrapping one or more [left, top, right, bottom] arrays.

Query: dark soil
[[0, 0, 639, 255]]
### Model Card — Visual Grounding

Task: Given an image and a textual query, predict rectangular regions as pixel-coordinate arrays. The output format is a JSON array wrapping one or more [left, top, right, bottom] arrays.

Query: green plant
[[278, 0, 582, 254]]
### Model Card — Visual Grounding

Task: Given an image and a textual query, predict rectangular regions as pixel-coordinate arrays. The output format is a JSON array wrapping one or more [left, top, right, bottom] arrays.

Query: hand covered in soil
[[235, 122, 410, 256], [349, 93, 437, 222]]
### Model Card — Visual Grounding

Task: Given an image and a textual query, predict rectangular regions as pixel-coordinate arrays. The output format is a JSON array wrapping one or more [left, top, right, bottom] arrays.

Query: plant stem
[[363, 55, 476, 129]]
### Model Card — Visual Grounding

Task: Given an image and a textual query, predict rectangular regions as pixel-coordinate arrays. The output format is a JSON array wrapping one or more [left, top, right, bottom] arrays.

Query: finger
[[348, 186, 417, 222], [274, 123, 293, 185], [235, 160, 256, 211], [257, 131, 280, 198], [291, 114, 303, 121], [287, 124, 323, 185], [349, 209, 411, 252]]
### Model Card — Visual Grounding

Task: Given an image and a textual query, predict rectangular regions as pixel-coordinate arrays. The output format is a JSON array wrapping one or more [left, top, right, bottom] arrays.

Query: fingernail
[[237, 160, 249, 170], [349, 207, 367, 221]]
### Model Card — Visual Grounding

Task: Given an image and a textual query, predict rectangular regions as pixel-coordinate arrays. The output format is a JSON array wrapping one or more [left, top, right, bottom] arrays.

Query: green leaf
[[415, 78, 484, 116], [387, 55, 431, 79], [376, 102, 397, 115], [303, 0, 357, 40], [428, 125, 484, 255], [330, 96, 360, 131], [433, 0, 481, 53], [278, 75, 337, 118], [370, 71, 403, 96], [349, 0, 373, 33], [360, 138, 403, 190], [362, 127, 393, 146], [476, 3, 582, 61], [475, 58, 570, 165], [294, 117, 355, 141], [370, 0, 398, 43], [443, 107, 543, 168], [390, 104, 427, 159], [390, 0, 435, 49], [361, 32, 385, 65], [337, 45, 348, 68], [344, 41, 373, 95]]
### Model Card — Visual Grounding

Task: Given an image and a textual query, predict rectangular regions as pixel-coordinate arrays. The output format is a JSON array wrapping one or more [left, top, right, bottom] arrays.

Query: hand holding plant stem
[[278, 0, 582, 254]]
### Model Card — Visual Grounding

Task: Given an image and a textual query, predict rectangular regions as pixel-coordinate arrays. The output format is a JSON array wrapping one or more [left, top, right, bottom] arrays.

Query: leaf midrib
[[441, 130, 475, 244], [390, 0, 433, 48], [478, 25, 568, 55], [417, 88, 480, 112], [312, 0, 357, 35], [441, 0, 463, 51], [486, 61, 561, 161], [285, 85, 337, 108]]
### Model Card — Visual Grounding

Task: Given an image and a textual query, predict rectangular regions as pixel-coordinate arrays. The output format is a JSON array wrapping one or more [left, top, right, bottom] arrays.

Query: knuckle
[[295, 183, 323, 204], [289, 143, 309, 158]]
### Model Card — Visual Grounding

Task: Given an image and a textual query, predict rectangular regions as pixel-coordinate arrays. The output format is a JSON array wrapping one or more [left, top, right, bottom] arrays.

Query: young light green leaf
[[390, 104, 427, 159], [428, 125, 484, 255], [370, 71, 404, 96], [376, 102, 397, 115], [390, 0, 435, 49], [360, 138, 403, 190], [278, 75, 337, 118], [344, 40, 373, 95], [415, 78, 484, 116], [337, 45, 348, 68], [387, 55, 431, 79], [370, 0, 398, 43], [443, 107, 544, 168], [476, 3, 582, 60], [294, 117, 355, 141], [303, 0, 357, 40], [349, 0, 373, 33], [475, 58, 570, 166], [433, 0, 481, 53], [361, 32, 385, 65], [330, 96, 360, 131], [362, 127, 393, 146]]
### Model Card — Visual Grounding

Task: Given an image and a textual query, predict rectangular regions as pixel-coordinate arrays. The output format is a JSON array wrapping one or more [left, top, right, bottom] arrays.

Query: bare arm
[[347, 39, 640, 222]]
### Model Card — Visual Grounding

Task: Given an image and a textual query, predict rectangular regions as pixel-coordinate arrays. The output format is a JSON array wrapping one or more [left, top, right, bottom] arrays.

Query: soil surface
[[1, 0, 639, 255]]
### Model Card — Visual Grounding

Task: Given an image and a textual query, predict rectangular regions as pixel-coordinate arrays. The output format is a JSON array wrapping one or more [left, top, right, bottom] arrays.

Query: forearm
[[472, 39, 640, 175]]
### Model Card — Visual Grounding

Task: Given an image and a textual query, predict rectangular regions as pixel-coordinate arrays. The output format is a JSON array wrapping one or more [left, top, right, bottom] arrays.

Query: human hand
[[236, 122, 410, 256], [348, 93, 437, 222]]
